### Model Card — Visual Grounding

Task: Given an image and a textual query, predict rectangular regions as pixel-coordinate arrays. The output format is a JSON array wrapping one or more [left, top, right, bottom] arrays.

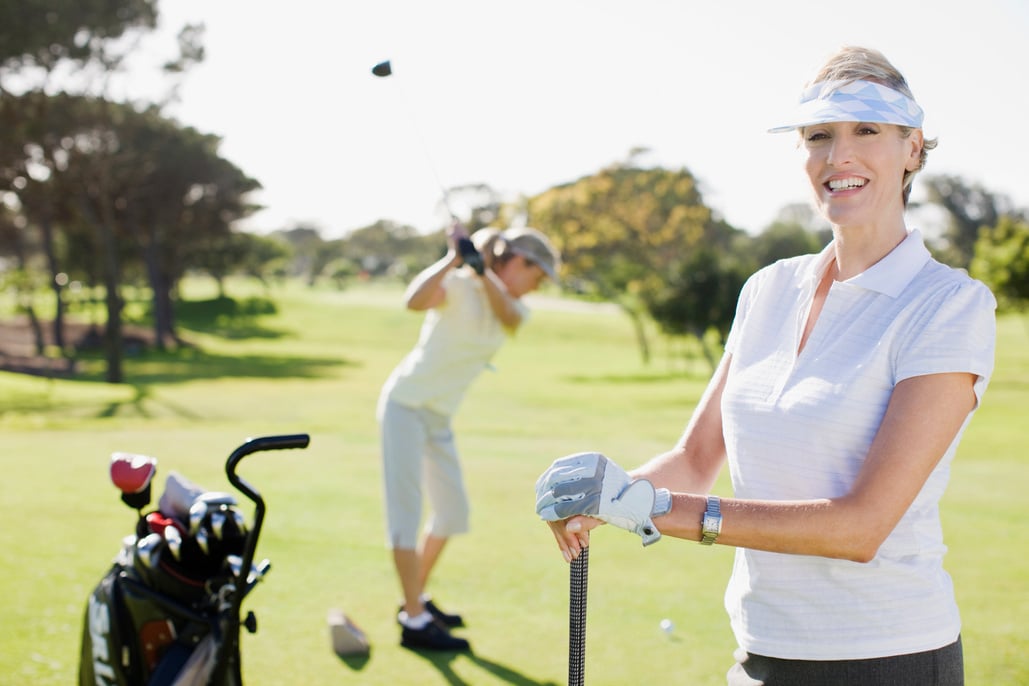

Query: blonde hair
[[809, 46, 936, 205]]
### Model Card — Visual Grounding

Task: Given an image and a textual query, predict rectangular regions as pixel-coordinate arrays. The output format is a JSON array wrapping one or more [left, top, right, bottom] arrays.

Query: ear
[[905, 129, 924, 172]]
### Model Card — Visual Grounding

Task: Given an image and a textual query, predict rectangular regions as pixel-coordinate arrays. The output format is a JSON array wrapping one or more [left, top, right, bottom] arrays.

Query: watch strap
[[651, 488, 672, 518], [700, 495, 722, 545]]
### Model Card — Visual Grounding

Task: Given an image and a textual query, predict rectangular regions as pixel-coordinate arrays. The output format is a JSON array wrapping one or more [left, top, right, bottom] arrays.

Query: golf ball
[[660, 618, 674, 634]]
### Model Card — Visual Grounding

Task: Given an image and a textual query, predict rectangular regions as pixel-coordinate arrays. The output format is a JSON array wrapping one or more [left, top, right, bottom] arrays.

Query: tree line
[[2, 1, 1027, 382]]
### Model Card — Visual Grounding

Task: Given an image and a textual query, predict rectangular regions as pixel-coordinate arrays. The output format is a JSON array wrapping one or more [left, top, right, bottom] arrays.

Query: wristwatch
[[651, 487, 672, 517], [700, 495, 722, 545]]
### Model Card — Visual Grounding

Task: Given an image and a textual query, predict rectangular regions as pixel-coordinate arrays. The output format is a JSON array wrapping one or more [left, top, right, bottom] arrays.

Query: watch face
[[703, 515, 717, 532]]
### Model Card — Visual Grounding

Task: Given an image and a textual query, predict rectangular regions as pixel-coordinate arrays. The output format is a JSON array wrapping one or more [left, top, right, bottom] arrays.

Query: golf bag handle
[[225, 434, 310, 577], [209, 434, 309, 684]]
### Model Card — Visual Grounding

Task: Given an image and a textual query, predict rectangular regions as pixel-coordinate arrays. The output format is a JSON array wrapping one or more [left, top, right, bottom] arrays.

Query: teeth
[[828, 178, 866, 191]]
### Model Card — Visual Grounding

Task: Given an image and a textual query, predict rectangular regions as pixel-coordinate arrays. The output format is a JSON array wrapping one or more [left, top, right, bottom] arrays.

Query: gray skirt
[[727, 636, 963, 686]]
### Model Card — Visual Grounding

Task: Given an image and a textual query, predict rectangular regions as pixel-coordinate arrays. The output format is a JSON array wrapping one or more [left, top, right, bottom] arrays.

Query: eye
[[804, 129, 830, 143], [856, 123, 879, 136]]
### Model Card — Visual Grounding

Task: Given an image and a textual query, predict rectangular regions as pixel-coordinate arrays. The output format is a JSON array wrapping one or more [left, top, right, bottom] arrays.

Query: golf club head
[[210, 510, 227, 540], [164, 525, 183, 561], [188, 500, 209, 535], [136, 532, 165, 568], [110, 452, 158, 510], [195, 526, 209, 555], [371, 59, 392, 77]]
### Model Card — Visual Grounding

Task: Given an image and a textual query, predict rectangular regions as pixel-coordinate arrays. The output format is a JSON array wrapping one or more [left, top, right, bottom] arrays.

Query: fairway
[[0, 279, 1025, 685]]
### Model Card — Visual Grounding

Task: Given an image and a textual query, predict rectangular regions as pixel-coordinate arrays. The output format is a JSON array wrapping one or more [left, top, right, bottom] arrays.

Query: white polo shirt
[[721, 230, 996, 660], [382, 269, 528, 417]]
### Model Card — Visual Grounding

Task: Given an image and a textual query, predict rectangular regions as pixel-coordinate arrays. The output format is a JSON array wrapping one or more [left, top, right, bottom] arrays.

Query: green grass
[[0, 278, 1026, 685]]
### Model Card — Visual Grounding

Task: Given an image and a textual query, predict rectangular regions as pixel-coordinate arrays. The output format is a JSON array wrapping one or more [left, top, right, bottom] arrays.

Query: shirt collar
[[803, 230, 931, 298]]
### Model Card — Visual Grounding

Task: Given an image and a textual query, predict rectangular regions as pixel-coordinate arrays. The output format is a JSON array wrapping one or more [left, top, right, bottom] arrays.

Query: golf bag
[[79, 434, 310, 686]]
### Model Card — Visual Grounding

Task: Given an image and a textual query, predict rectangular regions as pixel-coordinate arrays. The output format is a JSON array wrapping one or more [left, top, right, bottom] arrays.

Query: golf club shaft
[[569, 546, 589, 686], [372, 60, 458, 222]]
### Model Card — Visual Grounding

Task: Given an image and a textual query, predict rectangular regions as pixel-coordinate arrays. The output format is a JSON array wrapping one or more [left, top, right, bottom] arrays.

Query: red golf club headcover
[[110, 452, 157, 510]]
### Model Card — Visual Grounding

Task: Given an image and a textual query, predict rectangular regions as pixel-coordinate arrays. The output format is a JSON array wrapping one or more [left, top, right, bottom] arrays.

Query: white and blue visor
[[768, 79, 924, 133]]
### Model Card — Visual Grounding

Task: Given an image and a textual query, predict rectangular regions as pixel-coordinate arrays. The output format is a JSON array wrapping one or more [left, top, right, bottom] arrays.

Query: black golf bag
[[79, 434, 310, 686]]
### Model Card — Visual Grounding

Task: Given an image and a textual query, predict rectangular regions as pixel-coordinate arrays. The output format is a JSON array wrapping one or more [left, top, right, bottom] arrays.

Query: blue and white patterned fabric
[[768, 79, 924, 133]]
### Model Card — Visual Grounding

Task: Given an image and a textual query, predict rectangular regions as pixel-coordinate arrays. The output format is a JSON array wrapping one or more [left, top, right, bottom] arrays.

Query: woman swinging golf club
[[379, 222, 560, 651], [536, 46, 996, 685]]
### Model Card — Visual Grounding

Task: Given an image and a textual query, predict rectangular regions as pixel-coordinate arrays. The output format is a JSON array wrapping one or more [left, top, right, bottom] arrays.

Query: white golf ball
[[660, 618, 674, 633]]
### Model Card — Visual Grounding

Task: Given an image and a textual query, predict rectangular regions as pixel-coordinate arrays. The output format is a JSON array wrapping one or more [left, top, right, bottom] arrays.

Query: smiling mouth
[[826, 177, 867, 192]]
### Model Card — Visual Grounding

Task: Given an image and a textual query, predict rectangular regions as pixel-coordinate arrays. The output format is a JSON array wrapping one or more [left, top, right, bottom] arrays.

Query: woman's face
[[498, 255, 548, 297], [802, 121, 922, 229]]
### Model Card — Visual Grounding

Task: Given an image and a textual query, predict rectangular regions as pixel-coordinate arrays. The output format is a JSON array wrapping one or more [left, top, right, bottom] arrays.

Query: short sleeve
[[896, 279, 997, 405]]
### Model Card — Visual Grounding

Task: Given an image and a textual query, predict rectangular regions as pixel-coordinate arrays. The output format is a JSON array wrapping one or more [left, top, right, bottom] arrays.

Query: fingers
[[548, 517, 600, 563]]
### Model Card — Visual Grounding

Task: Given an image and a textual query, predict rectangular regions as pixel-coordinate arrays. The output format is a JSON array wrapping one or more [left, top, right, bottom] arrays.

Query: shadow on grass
[[174, 295, 287, 340], [405, 648, 558, 686], [73, 349, 355, 385], [0, 294, 361, 420], [70, 294, 359, 385]]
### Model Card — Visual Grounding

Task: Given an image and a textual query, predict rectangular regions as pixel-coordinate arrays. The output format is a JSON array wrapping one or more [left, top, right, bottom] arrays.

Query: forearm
[[480, 269, 523, 330], [405, 252, 460, 310], [656, 494, 878, 562]]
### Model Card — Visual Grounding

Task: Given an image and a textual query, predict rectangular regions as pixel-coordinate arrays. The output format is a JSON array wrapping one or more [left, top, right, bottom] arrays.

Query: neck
[[830, 220, 908, 280]]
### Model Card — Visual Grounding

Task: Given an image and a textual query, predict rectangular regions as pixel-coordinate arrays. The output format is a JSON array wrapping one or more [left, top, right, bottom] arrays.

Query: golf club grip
[[569, 546, 589, 686]]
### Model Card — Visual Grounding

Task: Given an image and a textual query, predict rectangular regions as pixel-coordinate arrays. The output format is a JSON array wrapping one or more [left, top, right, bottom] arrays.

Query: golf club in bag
[[79, 434, 310, 686]]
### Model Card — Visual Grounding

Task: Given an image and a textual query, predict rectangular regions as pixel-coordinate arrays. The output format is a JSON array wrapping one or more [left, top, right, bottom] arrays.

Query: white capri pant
[[379, 398, 470, 550]]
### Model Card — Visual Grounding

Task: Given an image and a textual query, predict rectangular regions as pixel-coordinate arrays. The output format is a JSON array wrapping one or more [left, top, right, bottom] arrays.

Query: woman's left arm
[[479, 269, 524, 331], [656, 371, 978, 562]]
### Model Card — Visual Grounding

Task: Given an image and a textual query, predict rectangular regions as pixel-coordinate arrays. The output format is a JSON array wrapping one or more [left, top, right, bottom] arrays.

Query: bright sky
[[121, 0, 1029, 238]]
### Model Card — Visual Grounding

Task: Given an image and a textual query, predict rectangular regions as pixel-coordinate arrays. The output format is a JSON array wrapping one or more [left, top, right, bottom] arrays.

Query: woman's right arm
[[404, 251, 461, 311]]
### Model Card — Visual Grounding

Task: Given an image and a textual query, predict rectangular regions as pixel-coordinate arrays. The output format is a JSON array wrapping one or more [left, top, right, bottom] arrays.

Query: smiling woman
[[535, 45, 997, 686]]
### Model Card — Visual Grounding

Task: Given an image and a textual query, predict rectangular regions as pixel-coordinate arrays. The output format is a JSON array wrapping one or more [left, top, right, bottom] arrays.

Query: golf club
[[371, 58, 486, 272], [370, 58, 460, 223], [569, 546, 589, 686]]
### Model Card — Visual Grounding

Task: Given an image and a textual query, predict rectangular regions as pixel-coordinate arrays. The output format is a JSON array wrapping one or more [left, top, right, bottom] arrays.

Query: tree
[[0, 0, 158, 82], [527, 161, 743, 363], [643, 245, 751, 369], [750, 221, 825, 268], [0, 0, 214, 381], [970, 216, 1029, 316], [922, 175, 1008, 268]]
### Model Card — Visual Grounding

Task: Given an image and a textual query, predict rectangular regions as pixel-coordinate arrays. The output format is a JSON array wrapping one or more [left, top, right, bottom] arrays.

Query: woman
[[536, 46, 995, 685], [381, 223, 560, 651]]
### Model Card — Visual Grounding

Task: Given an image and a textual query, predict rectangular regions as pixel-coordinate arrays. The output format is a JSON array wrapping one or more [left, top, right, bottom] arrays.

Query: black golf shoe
[[397, 599, 465, 628], [400, 620, 471, 652], [424, 599, 464, 628]]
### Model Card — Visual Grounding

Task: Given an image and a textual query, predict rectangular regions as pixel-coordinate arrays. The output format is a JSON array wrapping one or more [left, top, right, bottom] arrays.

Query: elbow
[[828, 531, 888, 564], [842, 545, 879, 564], [821, 495, 893, 563], [499, 311, 523, 330]]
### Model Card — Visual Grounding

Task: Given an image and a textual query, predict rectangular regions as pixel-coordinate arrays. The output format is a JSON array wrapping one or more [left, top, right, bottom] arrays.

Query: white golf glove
[[535, 452, 669, 546]]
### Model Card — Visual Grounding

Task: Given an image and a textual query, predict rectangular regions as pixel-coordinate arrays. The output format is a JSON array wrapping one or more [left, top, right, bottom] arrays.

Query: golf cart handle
[[226, 433, 310, 499], [225, 434, 309, 589]]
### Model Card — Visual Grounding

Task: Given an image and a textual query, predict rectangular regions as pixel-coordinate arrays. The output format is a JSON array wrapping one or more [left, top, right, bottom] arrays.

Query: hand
[[536, 452, 666, 546]]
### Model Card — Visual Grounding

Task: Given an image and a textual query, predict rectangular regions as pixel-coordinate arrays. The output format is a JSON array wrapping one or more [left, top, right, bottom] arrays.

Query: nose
[[826, 134, 854, 167]]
